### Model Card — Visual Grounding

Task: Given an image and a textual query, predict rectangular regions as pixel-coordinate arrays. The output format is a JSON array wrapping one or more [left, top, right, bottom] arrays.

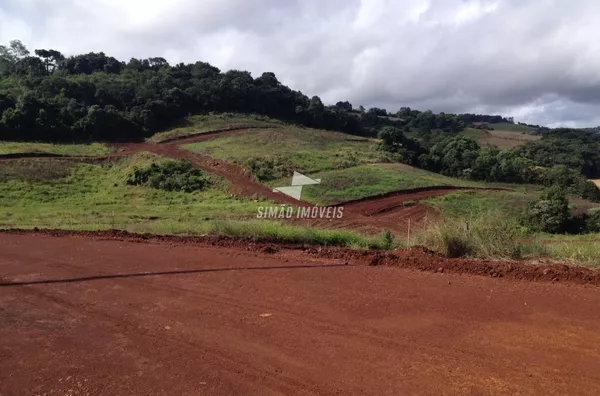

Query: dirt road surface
[[1, 233, 599, 396]]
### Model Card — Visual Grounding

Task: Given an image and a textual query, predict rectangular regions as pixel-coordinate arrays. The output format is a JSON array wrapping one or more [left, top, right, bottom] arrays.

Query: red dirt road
[[1, 233, 600, 396]]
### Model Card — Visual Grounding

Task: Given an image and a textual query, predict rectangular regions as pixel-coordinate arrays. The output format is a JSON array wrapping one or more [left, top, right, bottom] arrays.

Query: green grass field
[[423, 189, 539, 219], [0, 153, 262, 229], [182, 126, 381, 174], [0, 142, 110, 156], [148, 113, 285, 143]]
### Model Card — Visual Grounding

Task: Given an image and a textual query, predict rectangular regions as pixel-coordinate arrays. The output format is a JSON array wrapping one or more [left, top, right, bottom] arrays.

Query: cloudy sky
[[1, 0, 599, 127]]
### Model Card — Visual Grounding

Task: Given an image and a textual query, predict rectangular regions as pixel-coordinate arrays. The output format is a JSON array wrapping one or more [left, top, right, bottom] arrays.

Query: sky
[[1, 0, 599, 127]]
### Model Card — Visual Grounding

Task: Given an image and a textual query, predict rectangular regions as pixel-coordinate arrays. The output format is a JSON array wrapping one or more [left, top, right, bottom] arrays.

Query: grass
[[0, 154, 394, 250], [0, 142, 110, 156], [414, 210, 533, 259], [147, 113, 285, 143], [182, 126, 381, 175], [0, 153, 263, 229], [295, 163, 489, 206], [423, 190, 538, 219]]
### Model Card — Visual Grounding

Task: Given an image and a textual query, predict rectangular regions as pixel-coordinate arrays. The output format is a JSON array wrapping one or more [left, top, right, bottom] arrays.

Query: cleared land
[[1, 232, 599, 396], [182, 126, 381, 174], [182, 127, 490, 205], [0, 142, 110, 156], [461, 127, 541, 150]]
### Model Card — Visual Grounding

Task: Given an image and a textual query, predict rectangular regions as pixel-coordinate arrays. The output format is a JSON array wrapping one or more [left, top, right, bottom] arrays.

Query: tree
[[0, 40, 30, 75], [335, 101, 352, 112], [34, 49, 65, 74]]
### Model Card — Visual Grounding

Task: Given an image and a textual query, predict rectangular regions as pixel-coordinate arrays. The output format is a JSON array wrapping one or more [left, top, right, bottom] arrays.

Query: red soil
[[1, 231, 599, 395]]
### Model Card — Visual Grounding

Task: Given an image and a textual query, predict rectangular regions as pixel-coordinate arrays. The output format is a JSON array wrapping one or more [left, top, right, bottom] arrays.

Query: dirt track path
[[1, 233, 599, 396]]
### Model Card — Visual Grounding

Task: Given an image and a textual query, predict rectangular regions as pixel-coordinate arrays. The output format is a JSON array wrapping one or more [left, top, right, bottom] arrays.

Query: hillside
[[2, 113, 600, 265]]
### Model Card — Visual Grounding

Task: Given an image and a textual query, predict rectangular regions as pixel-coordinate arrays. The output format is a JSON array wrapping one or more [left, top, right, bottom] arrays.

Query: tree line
[[379, 127, 600, 201], [1, 39, 514, 143]]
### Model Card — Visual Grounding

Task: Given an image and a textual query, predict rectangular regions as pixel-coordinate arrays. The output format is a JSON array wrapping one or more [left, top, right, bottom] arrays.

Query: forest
[[0, 39, 509, 142]]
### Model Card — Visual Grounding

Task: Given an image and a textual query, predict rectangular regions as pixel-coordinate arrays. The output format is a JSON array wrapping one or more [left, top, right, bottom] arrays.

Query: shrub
[[585, 208, 600, 233], [246, 156, 292, 182], [127, 160, 212, 192], [521, 187, 571, 234], [381, 228, 394, 249]]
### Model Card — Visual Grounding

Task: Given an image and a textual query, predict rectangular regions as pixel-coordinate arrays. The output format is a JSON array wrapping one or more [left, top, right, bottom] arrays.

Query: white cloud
[[1, 0, 600, 127]]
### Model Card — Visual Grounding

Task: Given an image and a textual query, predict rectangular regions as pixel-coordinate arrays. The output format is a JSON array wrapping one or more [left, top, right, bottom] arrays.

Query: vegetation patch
[[127, 159, 214, 192], [414, 210, 535, 260], [0, 159, 74, 183], [0, 142, 110, 156]]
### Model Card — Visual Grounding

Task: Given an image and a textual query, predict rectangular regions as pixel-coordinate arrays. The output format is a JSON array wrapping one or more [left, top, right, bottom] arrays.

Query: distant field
[[488, 122, 538, 134], [148, 113, 284, 143], [0, 142, 110, 156], [182, 127, 382, 174], [461, 128, 540, 150], [591, 179, 600, 187]]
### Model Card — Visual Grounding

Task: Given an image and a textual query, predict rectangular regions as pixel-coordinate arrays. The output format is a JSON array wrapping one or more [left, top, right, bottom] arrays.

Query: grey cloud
[[1, 0, 600, 127]]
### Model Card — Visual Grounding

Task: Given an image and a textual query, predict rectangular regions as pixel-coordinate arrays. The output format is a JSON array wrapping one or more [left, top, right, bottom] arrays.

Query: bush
[[127, 160, 212, 192], [246, 156, 292, 182], [522, 187, 571, 234]]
